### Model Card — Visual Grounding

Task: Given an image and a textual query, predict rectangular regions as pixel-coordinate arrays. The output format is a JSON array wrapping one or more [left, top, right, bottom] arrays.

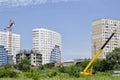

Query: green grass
[[1, 72, 120, 80], [1, 76, 120, 80], [0, 65, 120, 80]]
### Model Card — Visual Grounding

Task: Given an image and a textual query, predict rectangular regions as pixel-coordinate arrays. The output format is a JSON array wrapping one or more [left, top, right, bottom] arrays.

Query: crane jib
[[101, 33, 115, 50]]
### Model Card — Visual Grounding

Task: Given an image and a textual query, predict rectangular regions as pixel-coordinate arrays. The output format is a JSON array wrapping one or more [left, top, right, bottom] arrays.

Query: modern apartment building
[[91, 18, 120, 58], [32, 28, 62, 64], [0, 31, 20, 63], [0, 45, 8, 65], [16, 50, 42, 66]]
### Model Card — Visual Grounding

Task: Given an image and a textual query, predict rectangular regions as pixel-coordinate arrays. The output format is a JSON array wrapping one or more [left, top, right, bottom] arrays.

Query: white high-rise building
[[92, 18, 120, 58], [32, 28, 62, 64], [0, 31, 20, 63]]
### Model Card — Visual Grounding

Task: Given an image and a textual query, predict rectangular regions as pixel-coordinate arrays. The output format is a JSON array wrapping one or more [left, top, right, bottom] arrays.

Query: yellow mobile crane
[[80, 32, 115, 76]]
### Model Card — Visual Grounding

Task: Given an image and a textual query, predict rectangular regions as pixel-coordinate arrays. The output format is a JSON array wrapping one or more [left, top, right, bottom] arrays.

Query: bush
[[93, 59, 107, 72], [13, 64, 19, 69], [46, 71, 57, 78], [58, 66, 68, 73], [38, 65, 46, 70], [0, 69, 18, 78], [4, 64, 12, 69], [24, 72, 40, 80], [44, 63, 54, 69], [17, 58, 30, 72], [67, 65, 80, 78], [80, 59, 90, 70], [58, 66, 81, 78]]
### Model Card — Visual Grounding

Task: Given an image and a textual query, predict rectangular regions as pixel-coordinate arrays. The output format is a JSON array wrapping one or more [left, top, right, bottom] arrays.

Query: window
[[114, 23, 117, 26], [106, 46, 109, 48], [105, 26, 108, 28]]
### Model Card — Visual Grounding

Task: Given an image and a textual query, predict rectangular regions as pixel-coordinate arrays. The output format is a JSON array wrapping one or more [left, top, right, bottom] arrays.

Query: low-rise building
[[62, 60, 74, 67], [16, 50, 42, 66]]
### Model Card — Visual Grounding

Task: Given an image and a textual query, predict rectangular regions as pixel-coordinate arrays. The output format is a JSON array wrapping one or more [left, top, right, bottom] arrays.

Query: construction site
[[0, 0, 120, 80]]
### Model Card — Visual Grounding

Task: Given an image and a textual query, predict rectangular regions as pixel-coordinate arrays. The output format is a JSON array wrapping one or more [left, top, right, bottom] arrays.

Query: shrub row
[[0, 69, 18, 78]]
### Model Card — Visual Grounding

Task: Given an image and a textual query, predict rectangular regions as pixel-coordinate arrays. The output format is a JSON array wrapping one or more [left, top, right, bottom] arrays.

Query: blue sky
[[0, 0, 120, 61]]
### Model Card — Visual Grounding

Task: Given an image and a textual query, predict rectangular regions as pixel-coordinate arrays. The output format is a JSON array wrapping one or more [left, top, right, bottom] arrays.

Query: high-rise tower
[[32, 28, 62, 64], [0, 31, 20, 63], [92, 18, 120, 58]]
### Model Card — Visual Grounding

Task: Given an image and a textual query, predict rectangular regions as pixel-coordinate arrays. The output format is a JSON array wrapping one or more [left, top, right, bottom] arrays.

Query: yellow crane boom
[[80, 33, 115, 75]]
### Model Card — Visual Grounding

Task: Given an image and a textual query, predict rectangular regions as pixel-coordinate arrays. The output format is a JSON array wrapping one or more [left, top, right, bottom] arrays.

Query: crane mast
[[4, 20, 15, 63]]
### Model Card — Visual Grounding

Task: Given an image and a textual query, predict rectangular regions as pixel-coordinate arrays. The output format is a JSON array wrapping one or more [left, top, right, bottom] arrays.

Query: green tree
[[17, 58, 30, 72], [106, 48, 120, 70], [93, 59, 107, 72], [93, 59, 102, 71], [80, 59, 90, 70]]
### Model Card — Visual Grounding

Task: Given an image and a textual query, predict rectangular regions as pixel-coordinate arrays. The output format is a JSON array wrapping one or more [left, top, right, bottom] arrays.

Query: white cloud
[[0, 0, 76, 7]]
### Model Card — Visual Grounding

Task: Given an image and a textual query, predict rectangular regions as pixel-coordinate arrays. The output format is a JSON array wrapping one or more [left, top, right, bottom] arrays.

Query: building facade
[[16, 50, 42, 66], [92, 18, 120, 58], [32, 28, 62, 64], [0, 45, 8, 65], [0, 31, 20, 63]]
